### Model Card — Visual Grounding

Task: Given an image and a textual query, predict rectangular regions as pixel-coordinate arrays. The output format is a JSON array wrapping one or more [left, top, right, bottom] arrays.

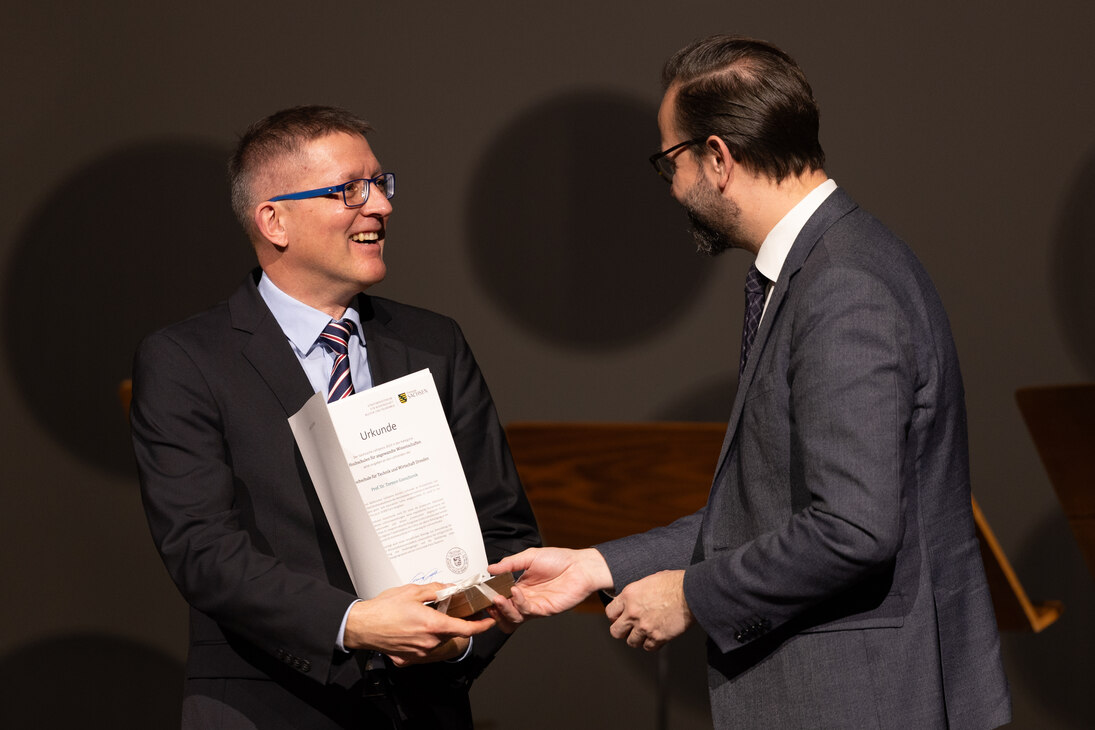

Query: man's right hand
[[489, 547, 614, 618], [343, 583, 494, 663]]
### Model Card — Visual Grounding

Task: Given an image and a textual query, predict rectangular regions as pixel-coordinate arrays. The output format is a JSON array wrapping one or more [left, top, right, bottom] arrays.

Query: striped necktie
[[739, 264, 768, 377], [319, 318, 357, 403]]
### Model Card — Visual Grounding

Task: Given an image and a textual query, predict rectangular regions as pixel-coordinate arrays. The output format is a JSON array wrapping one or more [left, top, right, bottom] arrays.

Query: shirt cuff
[[446, 636, 474, 663], [336, 599, 361, 653]]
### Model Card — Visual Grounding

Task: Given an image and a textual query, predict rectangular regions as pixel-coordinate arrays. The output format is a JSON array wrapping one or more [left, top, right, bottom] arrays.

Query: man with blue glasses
[[131, 105, 539, 729]]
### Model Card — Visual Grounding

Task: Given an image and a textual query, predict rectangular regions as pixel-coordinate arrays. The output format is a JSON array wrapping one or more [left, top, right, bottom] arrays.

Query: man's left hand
[[605, 570, 693, 652], [387, 636, 469, 667]]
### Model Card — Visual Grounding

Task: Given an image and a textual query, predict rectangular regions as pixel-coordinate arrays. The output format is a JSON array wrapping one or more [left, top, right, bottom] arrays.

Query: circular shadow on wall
[[0, 632, 183, 727], [3, 140, 257, 476], [1052, 144, 1095, 378], [466, 90, 711, 350]]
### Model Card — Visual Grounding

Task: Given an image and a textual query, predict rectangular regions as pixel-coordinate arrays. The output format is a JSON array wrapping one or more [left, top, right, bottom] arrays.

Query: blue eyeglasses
[[268, 172, 395, 207]]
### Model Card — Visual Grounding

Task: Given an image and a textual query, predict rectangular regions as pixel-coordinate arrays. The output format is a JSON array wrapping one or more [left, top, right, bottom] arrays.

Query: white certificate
[[288, 368, 488, 599]]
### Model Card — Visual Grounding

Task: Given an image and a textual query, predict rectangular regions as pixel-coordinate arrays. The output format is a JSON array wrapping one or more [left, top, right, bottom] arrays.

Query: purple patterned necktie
[[739, 264, 768, 377], [319, 318, 357, 403]]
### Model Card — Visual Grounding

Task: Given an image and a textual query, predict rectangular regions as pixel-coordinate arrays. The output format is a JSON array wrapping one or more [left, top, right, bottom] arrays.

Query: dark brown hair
[[665, 35, 825, 182]]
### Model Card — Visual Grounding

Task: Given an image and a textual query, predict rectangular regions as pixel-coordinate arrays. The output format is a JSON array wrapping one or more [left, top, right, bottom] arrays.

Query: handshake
[[345, 547, 694, 667], [484, 547, 694, 653]]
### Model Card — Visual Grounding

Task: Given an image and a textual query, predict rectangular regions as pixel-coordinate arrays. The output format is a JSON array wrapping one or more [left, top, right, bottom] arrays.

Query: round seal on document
[[446, 547, 470, 574]]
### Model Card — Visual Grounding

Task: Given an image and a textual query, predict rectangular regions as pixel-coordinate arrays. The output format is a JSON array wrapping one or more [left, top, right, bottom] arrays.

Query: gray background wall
[[1, 1, 1092, 727]]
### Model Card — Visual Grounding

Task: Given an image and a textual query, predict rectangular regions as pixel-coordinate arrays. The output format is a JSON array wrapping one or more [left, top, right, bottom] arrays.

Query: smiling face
[[256, 131, 392, 317]]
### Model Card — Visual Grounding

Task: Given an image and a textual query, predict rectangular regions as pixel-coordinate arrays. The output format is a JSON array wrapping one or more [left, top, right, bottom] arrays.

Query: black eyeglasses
[[648, 138, 706, 182], [268, 172, 396, 207]]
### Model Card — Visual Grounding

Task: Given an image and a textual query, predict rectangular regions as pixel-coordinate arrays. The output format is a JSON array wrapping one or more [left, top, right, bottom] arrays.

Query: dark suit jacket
[[598, 189, 1011, 729], [132, 270, 540, 728]]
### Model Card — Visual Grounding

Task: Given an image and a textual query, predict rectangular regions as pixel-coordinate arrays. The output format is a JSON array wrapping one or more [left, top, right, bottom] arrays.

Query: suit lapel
[[229, 271, 316, 417], [230, 278, 415, 415], [711, 188, 859, 474], [356, 295, 413, 386]]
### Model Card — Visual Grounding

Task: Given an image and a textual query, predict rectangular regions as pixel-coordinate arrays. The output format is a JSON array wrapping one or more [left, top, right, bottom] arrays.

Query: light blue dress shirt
[[257, 273, 373, 396], [256, 273, 471, 662]]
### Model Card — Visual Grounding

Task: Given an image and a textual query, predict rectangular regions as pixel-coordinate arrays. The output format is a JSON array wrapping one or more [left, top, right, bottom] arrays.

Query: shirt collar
[[257, 273, 364, 356], [754, 178, 838, 284]]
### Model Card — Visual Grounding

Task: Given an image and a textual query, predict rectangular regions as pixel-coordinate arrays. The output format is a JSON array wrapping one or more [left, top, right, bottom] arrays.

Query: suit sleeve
[[595, 509, 705, 591], [131, 330, 358, 683], [683, 264, 914, 653]]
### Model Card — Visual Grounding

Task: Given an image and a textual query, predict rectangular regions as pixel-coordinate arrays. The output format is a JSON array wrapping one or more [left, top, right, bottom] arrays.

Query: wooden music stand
[[972, 497, 1062, 632], [1016, 384, 1095, 585], [506, 421, 1060, 632]]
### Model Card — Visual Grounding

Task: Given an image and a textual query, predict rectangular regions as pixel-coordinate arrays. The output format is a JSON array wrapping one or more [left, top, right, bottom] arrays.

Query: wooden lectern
[[506, 421, 1060, 632]]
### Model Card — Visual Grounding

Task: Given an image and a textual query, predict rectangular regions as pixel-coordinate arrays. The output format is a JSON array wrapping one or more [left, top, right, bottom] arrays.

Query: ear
[[703, 135, 735, 192], [254, 201, 289, 250]]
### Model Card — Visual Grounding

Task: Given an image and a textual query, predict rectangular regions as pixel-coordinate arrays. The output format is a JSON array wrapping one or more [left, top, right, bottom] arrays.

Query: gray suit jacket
[[598, 189, 1010, 729], [132, 270, 540, 728]]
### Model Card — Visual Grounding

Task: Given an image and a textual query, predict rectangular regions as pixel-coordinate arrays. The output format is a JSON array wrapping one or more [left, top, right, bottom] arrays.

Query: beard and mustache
[[682, 176, 749, 257]]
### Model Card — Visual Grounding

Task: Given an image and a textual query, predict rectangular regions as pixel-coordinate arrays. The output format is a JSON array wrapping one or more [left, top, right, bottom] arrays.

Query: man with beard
[[492, 36, 1011, 729]]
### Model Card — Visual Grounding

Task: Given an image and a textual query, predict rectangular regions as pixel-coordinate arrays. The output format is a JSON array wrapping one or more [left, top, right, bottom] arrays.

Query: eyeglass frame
[[267, 172, 396, 207], [648, 137, 709, 182]]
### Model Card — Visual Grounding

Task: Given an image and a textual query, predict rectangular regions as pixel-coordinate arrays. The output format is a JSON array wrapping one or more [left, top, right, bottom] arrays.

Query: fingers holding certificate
[[344, 582, 495, 664]]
